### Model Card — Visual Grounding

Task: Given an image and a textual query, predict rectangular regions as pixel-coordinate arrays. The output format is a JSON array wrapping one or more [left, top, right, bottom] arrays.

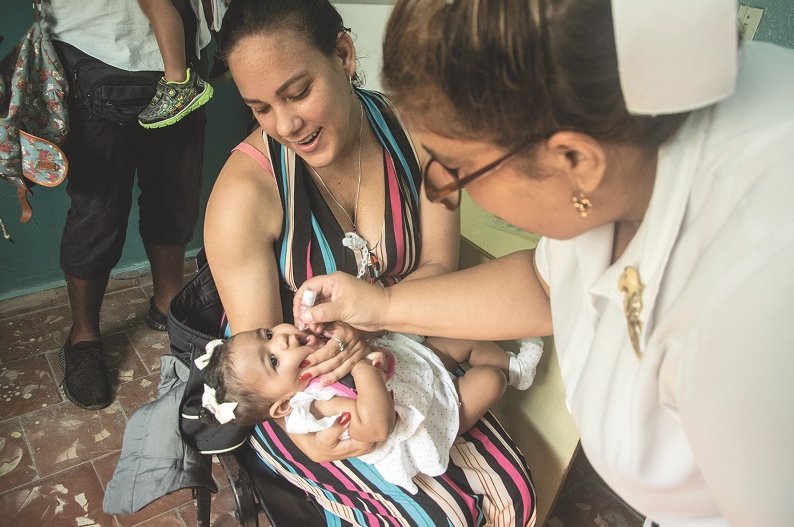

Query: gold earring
[[572, 193, 592, 217]]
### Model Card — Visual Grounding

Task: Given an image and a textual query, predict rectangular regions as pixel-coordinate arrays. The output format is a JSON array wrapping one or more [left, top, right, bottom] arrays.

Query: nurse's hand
[[299, 321, 376, 387], [288, 414, 375, 462], [294, 272, 389, 333]]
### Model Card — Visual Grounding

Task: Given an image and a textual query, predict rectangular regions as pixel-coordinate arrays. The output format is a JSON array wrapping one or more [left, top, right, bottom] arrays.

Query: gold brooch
[[618, 266, 644, 359]]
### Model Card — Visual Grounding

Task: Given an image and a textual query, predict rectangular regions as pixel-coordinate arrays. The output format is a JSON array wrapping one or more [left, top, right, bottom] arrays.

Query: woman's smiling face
[[227, 29, 359, 170], [229, 324, 323, 404]]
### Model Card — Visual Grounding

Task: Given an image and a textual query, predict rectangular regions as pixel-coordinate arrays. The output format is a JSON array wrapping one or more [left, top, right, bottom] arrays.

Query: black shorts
[[59, 99, 206, 279], [57, 0, 207, 280]]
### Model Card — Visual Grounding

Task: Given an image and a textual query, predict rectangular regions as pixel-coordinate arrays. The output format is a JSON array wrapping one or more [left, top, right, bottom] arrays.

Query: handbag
[[53, 40, 161, 126], [0, 0, 69, 226]]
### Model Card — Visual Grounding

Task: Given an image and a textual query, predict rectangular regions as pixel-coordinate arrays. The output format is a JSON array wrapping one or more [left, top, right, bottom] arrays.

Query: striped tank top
[[255, 89, 422, 322]]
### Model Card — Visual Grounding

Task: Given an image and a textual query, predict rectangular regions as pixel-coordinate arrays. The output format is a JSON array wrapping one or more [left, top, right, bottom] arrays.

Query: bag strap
[[17, 186, 32, 224], [32, 0, 42, 22]]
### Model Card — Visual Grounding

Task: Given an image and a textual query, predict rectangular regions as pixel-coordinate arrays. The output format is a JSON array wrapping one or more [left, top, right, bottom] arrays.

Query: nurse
[[296, 1, 794, 526]]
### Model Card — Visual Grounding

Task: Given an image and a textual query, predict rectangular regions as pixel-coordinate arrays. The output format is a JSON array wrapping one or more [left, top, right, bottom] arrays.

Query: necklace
[[309, 101, 364, 232], [308, 100, 381, 282]]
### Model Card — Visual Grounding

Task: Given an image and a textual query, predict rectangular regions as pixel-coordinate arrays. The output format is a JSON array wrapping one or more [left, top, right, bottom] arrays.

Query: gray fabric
[[103, 356, 217, 515]]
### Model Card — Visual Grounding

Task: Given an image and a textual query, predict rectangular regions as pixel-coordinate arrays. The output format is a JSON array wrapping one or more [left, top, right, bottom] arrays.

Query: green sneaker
[[138, 68, 213, 129]]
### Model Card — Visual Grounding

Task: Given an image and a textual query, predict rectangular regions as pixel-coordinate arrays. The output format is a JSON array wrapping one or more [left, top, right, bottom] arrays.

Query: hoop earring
[[349, 75, 355, 95], [572, 193, 592, 217]]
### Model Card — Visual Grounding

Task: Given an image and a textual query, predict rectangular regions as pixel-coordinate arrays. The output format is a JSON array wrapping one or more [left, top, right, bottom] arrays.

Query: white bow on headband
[[195, 339, 238, 424], [202, 383, 238, 424], [195, 338, 224, 370], [611, 0, 737, 115]]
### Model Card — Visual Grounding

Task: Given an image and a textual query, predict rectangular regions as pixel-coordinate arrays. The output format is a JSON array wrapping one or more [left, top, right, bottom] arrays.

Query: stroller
[[168, 249, 327, 527]]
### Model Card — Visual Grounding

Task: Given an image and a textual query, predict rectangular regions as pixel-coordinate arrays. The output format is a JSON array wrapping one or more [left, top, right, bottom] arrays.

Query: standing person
[[137, 0, 214, 128], [295, 1, 794, 526], [42, 0, 211, 410], [205, 0, 535, 524]]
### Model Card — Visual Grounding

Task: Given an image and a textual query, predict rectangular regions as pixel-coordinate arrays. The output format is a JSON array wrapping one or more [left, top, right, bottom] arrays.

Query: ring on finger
[[330, 336, 345, 352]]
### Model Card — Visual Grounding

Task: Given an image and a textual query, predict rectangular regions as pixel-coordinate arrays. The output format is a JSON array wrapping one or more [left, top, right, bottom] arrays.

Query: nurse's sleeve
[[677, 239, 794, 526], [534, 236, 551, 286]]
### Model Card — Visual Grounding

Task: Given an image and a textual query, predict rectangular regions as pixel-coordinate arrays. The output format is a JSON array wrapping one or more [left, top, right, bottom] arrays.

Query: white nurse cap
[[611, 0, 738, 115]]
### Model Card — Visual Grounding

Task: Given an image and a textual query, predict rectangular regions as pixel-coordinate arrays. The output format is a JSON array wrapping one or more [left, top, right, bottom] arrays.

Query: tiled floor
[[0, 262, 645, 526]]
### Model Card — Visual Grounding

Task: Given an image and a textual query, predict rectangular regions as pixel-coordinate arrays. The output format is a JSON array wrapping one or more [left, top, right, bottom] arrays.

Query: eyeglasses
[[422, 144, 529, 210]]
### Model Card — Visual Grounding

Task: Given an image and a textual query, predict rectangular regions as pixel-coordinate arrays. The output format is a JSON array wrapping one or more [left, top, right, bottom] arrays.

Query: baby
[[198, 323, 542, 493]]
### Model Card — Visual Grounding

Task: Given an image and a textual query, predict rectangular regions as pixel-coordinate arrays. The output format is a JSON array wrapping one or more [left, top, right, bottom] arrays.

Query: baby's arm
[[313, 361, 395, 443]]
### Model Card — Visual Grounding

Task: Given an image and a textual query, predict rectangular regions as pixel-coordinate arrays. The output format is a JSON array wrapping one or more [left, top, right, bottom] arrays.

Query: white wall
[[333, 2, 394, 92]]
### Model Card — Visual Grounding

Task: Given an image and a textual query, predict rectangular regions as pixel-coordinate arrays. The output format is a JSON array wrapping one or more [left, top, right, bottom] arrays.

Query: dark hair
[[218, 0, 362, 85], [201, 339, 269, 426], [382, 0, 688, 152]]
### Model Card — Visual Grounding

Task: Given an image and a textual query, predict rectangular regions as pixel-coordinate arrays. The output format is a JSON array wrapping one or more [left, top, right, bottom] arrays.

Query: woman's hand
[[294, 272, 389, 331], [300, 321, 376, 386], [286, 414, 375, 462]]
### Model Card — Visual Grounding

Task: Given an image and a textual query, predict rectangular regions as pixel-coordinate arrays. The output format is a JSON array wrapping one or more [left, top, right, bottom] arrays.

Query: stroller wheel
[[218, 453, 260, 527]]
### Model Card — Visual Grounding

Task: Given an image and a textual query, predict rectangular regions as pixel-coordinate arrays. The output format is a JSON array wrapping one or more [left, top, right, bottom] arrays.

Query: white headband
[[611, 0, 738, 115]]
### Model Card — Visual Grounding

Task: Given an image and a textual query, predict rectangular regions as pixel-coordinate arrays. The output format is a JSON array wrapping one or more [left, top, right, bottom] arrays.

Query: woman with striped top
[[203, 0, 535, 525]]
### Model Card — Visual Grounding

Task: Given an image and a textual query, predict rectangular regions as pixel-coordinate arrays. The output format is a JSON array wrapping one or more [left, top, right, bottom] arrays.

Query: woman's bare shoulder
[[206, 130, 282, 244]]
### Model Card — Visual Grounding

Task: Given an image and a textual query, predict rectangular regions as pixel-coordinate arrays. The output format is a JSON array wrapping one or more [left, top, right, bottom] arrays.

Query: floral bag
[[0, 0, 69, 228]]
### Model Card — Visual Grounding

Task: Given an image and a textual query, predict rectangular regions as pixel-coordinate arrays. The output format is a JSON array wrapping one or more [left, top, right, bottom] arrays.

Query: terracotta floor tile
[[126, 326, 171, 374], [0, 418, 37, 493], [210, 456, 230, 490], [0, 304, 72, 363], [0, 460, 115, 526], [0, 355, 63, 420], [115, 373, 160, 418], [114, 488, 194, 527], [21, 401, 126, 477], [103, 333, 149, 386], [90, 450, 121, 490], [99, 289, 150, 336], [128, 509, 186, 527]]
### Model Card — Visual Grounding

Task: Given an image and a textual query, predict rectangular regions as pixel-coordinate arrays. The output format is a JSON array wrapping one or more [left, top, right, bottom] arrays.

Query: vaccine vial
[[298, 289, 317, 330]]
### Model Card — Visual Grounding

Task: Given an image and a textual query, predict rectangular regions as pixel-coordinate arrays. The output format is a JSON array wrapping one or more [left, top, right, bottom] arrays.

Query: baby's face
[[230, 324, 323, 402]]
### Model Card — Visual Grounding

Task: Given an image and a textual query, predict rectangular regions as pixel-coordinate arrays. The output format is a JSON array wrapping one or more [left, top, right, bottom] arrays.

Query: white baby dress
[[285, 332, 460, 494]]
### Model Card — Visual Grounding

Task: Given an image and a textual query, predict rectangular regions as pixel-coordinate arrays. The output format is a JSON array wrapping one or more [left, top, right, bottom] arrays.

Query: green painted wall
[[741, 0, 794, 48], [0, 3, 250, 299]]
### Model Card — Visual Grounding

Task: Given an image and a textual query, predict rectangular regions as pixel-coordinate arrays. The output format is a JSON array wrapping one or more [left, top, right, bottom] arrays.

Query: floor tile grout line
[[0, 454, 112, 498], [0, 280, 151, 325], [0, 416, 35, 495]]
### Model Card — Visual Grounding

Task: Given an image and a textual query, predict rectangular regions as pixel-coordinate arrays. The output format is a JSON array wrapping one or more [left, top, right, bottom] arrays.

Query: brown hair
[[382, 0, 688, 152], [218, 0, 362, 86], [201, 339, 269, 426]]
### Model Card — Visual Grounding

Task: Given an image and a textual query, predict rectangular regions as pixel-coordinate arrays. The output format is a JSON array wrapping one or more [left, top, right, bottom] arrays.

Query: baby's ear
[[269, 398, 292, 419]]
